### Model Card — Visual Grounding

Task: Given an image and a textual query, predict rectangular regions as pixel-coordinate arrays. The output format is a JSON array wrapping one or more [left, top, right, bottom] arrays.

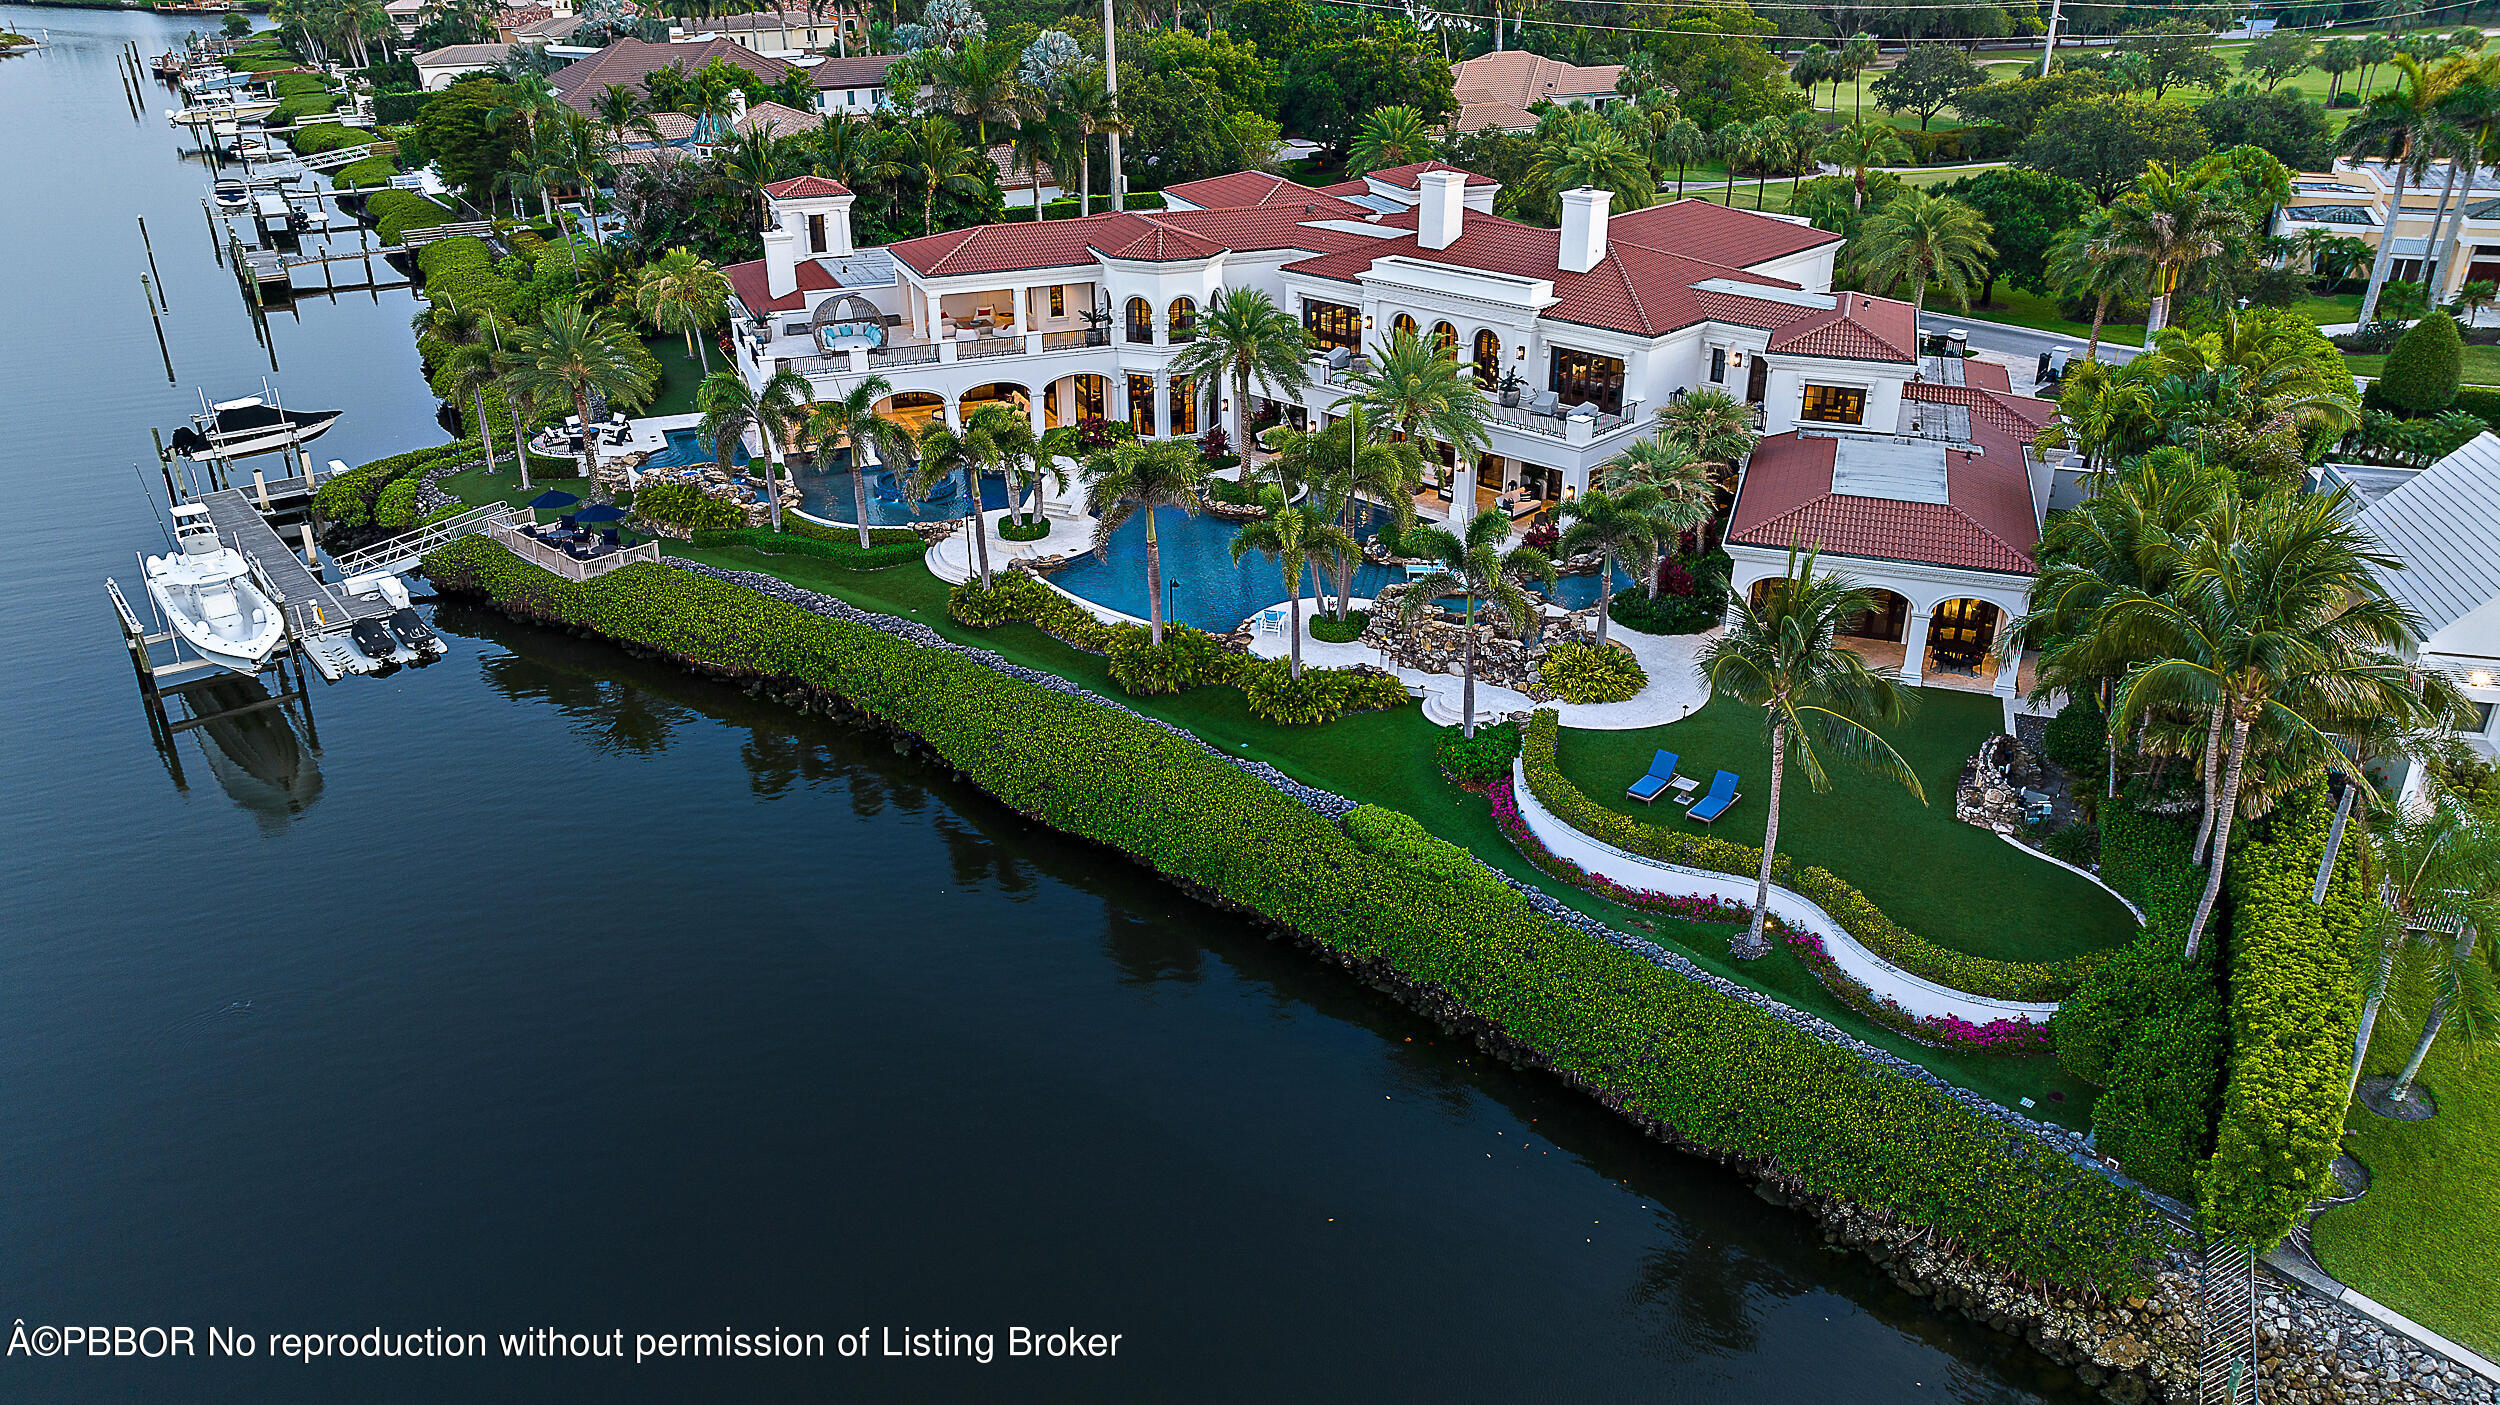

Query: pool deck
[[924, 506, 1101, 584], [1244, 597, 1716, 732]]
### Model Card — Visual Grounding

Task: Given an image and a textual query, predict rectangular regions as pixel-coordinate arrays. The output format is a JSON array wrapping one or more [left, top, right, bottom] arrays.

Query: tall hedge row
[[314, 439, 478, 530], [2202, 786, 2372, 1248], [1519, 713, 2088, 1000], [423, 535, 2172, 1294]]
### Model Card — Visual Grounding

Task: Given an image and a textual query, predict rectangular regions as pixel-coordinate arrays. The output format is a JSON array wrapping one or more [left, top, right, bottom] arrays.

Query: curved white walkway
[[1243, 597, 1715, 731], [1509, 757, 2059, 1026], [925, 508, 1099, 585]]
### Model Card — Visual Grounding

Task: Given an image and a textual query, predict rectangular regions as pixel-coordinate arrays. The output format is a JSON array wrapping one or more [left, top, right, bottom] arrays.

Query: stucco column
[[1899, 605, 1933, 687], [1450, 456, 1477, 522]]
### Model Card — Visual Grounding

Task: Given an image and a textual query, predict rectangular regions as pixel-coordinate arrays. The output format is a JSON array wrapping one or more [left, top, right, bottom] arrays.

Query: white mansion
[[723, 161, 2063, 697]]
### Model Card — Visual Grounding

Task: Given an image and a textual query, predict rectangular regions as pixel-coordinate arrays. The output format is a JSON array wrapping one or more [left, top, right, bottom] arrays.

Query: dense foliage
[[2376, 312, 2465, 415], [314, 440, 478, 531], [1435, 718, 1520, 786], [423, 536, 2173, 1293], [1539, 638, 1649, 705], [2043, 696, 2108, 779], [635, 481, 747, 530]]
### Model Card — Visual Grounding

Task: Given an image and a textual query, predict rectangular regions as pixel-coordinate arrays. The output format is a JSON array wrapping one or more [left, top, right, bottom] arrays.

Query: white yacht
[[169, 393, 341, 465], [144, 504, 285, 676], [167, 92, 279, 126]]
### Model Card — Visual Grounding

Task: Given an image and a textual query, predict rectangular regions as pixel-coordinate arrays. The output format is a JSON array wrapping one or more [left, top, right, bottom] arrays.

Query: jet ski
[[387, 606, 440, 661], [349, 618, 397, 662]]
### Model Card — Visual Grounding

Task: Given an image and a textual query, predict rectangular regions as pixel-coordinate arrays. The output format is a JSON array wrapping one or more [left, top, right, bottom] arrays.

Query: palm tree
[[1714, 120, 1761, 207], [412, 300, 503, 476], [2343, 54, 2450, 321], [984, 406, 1060, 529], [2353, 797, 2500, 1099], [593, 83, 644, 149], [1818, 122, 1910, 211], [1008, 108, 1075, 221], [1839, 33, 1882, 121], [503, 303, 655, 484], [893, 113, 985, 234], [2425, 76, 2500, 299], [1657, 117, 1706, 200], [811, 111, 900, 192], [1349, 105, 1435, 176], [1598, 436, 1717, 590], [1259, 405, 1422, 619], [936, 37, 1021, 150], [1534, 126, 1656, 212], [1655, 387, 1760, 476], [1083, 439, 1207, 644], [1399, 508, 1555, 739], [2104, 163, 2247, 339], [1059, 63, 1122, 216], [1849, 189, 1996, 323], [1347, 326, 1493, 483], [1230, 501, 1358, 679], [632, 247, 731, 375], [2105, 489, 2445, 958], [799, 375, 914, 549], [696, 367, 812, 533], [1699, 546, 1923, 959], [1166, 286, 1309, 462], [1745, 117, 1801, 211], [1557, 486, 1660, 644], [1790, 45, 1833, 111], [914, 404, 1021, 591], [2045, 209, 2142, 360]]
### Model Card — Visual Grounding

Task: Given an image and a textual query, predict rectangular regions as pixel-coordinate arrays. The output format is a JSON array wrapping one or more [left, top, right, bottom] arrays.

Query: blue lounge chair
[[1625, 749, 1681, 803], [1688, 770, 1742, 824]]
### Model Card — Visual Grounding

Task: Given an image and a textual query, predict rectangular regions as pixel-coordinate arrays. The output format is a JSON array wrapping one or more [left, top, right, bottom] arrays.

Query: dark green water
[[0, 11, 2087, 1400]]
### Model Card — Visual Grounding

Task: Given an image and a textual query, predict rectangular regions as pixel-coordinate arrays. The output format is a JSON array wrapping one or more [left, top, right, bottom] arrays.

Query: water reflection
[[183, 675, 322, 834]]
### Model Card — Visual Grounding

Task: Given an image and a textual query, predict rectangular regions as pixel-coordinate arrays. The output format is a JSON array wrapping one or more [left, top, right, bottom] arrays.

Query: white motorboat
[[168, 93, 278, 126], [144, 504, 285, 677], [169, 393, 342, 465], [211, 178, 250, 212]]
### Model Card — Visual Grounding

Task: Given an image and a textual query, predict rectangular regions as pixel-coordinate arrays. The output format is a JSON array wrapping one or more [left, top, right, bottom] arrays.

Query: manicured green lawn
[[2346, 343, 2500, 386], [1550, 691, 2141, 965], [435, 463, 600, 513], [2311, 1011, 2500, 1359], [645, 334, 706, 417], [642, 539, 2098, 1124]]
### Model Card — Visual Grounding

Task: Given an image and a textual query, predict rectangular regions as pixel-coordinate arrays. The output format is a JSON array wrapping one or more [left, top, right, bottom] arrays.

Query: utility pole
[[1102, 0, 1124, 210], [2039, 0, 2062, 78]]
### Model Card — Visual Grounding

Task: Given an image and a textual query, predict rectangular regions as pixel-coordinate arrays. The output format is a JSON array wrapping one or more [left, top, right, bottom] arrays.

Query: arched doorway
[[1430, 320, 1458, 360], [958, 382, 1031, 424], [1473, 328, 1501, 388], [1923, 598, 2002, 678], [1043, 373, 1106, 428], [1838, 588, 1909, 642], [1391, 312, 1419, 340], [1125, 297, 1152, 344], [1168, 296, 1197, 343], [878, 391, 945, 436]]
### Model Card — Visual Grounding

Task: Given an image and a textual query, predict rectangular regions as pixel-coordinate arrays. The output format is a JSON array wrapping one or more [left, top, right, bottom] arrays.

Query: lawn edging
[[1521, 711, 2092, 1001], [422, 536, 2174, 1299]]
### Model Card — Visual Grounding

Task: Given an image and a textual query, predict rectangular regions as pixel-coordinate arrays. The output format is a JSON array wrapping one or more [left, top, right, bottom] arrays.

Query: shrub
[[2203, 786, 2372, 1248], [2043, 696, 2107, 778], [2376, 310, 2464, 414], [273, 92, 340, 124], [999, 516, 1052, 541], [285, 121, 368, 156], [372, 87, 433, 125], [1539, 638, 1648, 704], [422, 535, 2173, 1295], [1520, 713, 2090, 1000], [1239, 657, 1412, 724], [1607, 586, 1720, 636], [1343, 804, 1479, 881], [947, 570, 1121, 651], [687, 526, 923, 570], [634, 481, 746, 530], [373, 476, 422, 532], [1204, 473, 1263, 507], [1309, 609, 1367, 644], [1436, 719, 1520, 785], [313, 439, 478, 531], [333, 155, 399, 189], [368, 189, 457, 245], [2447, 385, 2500, 438], [1104, 625, 1243, 694], [2041, 820, 2100, 869]]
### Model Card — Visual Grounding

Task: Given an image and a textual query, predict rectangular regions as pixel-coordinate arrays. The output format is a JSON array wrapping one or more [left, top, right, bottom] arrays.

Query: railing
[[1042, 328, 1104, 351], [868, 342, 940, 368], [2195, 1237, 2259, 1405], [400, 219, 494, 248], [486, 521, 661, 582], [958, 336, 1022, 361], [333, 503, 514, 579]]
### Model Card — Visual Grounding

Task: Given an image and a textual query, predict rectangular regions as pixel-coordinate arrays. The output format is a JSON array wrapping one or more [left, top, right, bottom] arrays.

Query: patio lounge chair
[[1625, 750, 1682, 803], [1688, 770, 1742, 824]]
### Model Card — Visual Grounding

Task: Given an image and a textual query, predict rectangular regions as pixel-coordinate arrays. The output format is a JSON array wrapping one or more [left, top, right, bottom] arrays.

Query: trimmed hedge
[[369, 189, 457, 246], [334, 155, 399, 190], [1436, 719, 1521, 785], [2377, 311, 2464, 414], [314, 439, 478, 531], [285, 121, 367, 156], [422, 534, 2172, 1294], [635, 481, 745, 531], [1521, 712, 2088, 1001], [1540, 638, 1648, 704], [273, 92, 341, 124], [689, 525, 924, 570], [2043, 696, 2106, 779], [372, 88, 434, 126], [1343, 804, 1478, 882], [2052, 807, 2223, 1201], [2203, 786, 2372, 1248]]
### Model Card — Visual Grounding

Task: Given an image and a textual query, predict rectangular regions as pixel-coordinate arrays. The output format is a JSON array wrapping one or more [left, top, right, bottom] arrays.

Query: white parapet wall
[[1508, 757, 2061, 1027]]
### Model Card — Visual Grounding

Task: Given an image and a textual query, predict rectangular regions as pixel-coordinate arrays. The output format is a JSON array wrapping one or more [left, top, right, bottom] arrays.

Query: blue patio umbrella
[[528, 490, 582, 510], [574, 503, 628, 523]]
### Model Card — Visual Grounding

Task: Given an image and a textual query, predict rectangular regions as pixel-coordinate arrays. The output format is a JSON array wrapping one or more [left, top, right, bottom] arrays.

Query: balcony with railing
[[1316, 355, 1647, 446]]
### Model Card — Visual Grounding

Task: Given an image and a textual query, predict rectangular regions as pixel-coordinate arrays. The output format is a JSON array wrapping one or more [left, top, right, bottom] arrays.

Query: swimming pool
[[639, 427, 750, 471], [1047, 508, 1638, 631], [788, 454, 1013, 527]]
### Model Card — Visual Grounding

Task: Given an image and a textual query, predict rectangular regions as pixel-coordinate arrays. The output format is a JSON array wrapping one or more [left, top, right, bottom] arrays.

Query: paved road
[[1916, 311, 2144, 368]]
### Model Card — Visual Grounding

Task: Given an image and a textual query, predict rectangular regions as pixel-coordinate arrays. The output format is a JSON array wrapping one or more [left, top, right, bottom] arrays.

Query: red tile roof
[[1727, 431, 2039, 575], [724, 255, 837, 314], [763, 174, 851, 200], [807, 52, 900, 89], [1161, 171, 1367, 216], [1606, 199, 1843, 268], [1964, 359, 2012, 392], [1764, 290, 1918, 364], [550, 39, 794, 114], [1283, 209, 1794, 338], [1361, 160, 1499, 189], [885, 204, 1382, 278], [1904, 381, 2054, 442]]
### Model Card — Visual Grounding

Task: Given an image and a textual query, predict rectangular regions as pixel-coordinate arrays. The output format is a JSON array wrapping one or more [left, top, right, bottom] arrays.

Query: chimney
[[1418, 168, 1466, 251], [1558, 187, 1610, 274], [763, 224, 797, 298], [729, 88, 749, 128]]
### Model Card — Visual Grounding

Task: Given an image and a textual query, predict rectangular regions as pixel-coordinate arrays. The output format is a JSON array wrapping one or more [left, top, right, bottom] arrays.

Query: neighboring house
[[798, 51, 905, 118], [2275, 158, 2500, 303], [547, 37, 797, 118], [732, 97, 817, 140], [508, 13, 583, 46], [1449, 50, 1625, 133], [2349, 433, 2500, 795], [986, 143, 1063, 211], [415, 43, 513, 90], [684, 6, 866, 60], [386, 0, 430, 41]]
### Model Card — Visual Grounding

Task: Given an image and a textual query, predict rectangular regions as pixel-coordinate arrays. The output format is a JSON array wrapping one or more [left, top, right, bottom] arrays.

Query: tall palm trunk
[[850, 443, 875, 549], [1286, 587, 1304, 679], [474, 385, 499, 476], [2360, 163, 2413, 322], [2419, 159, 2464, 301], [575, 387, 601, 482], [2086, 292, 2111, 361], [2429, 153, 2482, 306], [1143, 507, 1163, 643], [2185, 713, 2253, 961], [1596, 547, 1615, 645], [763, 440, 785, 533], [1079, 129, 1092, 215], [1739, 718, 1786, 960], [2146, 263, 2176, 340], [513, 408, 534, 492], [2192, 703, 2228, 866], [1460, 594, 1479, 740], [2352, 936, 2402, 1095], [2388, 927, 2476, 1101], [963, 466, 991, 588]]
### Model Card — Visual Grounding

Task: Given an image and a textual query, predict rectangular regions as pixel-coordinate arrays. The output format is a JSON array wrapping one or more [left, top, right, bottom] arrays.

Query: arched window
[[1431, 321, 1458, 359], [1391, 313, 1419, 340], [1125, 297, 1152, 344], [1168, 296, 1197, 343], [1473, 328, 1502, 388]]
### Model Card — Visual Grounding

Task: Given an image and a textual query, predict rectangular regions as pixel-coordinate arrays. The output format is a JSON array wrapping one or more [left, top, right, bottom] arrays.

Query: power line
[[1336, 0, 2488, 45]]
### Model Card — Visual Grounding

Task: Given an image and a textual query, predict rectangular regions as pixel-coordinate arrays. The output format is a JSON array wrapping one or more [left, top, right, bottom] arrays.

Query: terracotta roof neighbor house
[[1161, 171, 1368, 216], [805, 52, 902, 91], [1450, 51, 1625, 131], [762, 175, 853, 200], [1727, 427, 2041, 576], [548, 38, 795, 114], [734, 99, 817, 138]]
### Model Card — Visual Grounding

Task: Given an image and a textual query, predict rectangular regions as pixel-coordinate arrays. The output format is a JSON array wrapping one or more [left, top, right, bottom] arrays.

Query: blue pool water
[[790, 458, 1013, 527], [1048, 509, 1640, 631], [639, 426, 750, 470]]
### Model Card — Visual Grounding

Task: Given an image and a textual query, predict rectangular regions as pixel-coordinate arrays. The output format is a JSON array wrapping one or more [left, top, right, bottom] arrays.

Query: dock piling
[[142, 276, 174, 384], [138, 216, 167, 310]]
